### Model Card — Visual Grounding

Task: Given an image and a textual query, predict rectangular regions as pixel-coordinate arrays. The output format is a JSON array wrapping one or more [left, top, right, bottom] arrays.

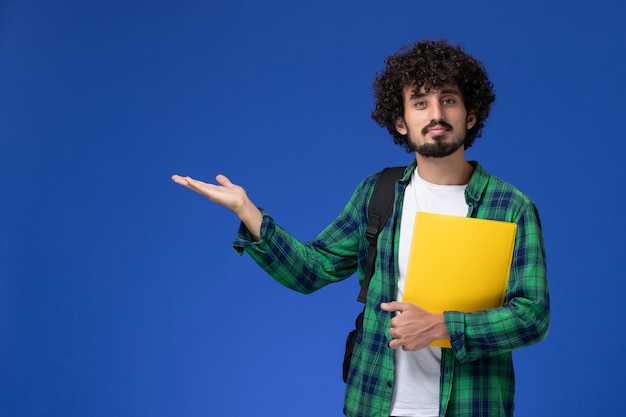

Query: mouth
[[427, 125, 449, 136], [422, 120, 453, 136]]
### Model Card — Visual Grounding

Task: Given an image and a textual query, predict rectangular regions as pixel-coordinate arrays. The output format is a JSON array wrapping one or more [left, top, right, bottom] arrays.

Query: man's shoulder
[[357, 165, 409, 190], [472, 162, 538, 215], [486, 170, 533, 201]]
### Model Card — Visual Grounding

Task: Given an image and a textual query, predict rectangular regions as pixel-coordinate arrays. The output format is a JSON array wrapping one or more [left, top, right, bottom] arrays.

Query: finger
[[388, 338, 401, 350], [183, 176, 214, 192], [380, 301, 407, 312], [171, 174, 204, 189], [172, 175, 205, 192], [215, 174, 233, 186], [171, 174, 189, 185], [172, 175, 218, 199]]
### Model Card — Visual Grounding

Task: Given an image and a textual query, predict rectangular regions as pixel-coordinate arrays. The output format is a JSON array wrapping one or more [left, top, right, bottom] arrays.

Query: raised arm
[[171, 174, 263, 241]]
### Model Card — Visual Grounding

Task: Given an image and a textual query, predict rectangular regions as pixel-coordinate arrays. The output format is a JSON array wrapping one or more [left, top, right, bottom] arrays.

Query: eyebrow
[[410, 88, 462, 99]]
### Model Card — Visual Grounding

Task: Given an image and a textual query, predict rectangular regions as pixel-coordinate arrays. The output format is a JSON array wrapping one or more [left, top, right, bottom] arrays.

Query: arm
[[232, 175, 378, 294], [444, 202, 550, 362], [173, 172, 379, 295]]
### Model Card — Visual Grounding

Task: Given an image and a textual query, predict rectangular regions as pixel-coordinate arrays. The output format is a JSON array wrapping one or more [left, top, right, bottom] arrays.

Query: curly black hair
[[371, 39, 496, 152]]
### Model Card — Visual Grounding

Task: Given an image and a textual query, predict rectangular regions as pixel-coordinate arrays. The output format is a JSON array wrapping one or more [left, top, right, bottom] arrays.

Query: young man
[[172, 40, 550, 417]]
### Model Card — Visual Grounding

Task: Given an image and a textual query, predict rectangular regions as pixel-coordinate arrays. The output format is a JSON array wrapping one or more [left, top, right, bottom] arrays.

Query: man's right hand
[[171, 174, 263, 241]]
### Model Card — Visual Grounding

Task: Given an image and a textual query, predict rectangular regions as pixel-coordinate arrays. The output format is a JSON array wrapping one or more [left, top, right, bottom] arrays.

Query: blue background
[[2, 0, 625, 415]]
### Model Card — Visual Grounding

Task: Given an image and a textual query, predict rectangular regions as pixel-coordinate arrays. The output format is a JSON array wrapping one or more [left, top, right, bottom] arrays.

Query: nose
[[429, 101, 444, 122]]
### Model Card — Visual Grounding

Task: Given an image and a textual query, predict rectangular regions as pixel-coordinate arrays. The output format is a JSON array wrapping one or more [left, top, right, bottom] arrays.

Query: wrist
[[433, 313, 450, 341], [236, 199, 263, 242]]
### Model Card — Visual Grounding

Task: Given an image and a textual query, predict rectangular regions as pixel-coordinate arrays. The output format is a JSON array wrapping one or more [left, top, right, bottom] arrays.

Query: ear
[[395, 117, 408, 135], [466, 113, 477, 130]]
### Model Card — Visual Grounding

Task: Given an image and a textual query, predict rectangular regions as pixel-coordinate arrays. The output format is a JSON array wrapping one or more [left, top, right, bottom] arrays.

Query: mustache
[[421, 120, 454, 135]]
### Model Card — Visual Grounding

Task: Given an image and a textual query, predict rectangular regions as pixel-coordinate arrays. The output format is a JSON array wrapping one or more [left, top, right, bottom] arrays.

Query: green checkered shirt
[[233, 160, 550, 417]]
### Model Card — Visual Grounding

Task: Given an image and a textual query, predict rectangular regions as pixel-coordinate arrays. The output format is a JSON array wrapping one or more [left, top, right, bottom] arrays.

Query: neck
[[414, 149, 474, 185]]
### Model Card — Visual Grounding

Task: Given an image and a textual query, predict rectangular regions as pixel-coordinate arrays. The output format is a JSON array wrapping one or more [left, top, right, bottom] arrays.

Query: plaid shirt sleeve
[[440, 163, 550, 416], [232, 174, 376, 294], [445, 200, 549, 361], [445, 165, 550, 360]]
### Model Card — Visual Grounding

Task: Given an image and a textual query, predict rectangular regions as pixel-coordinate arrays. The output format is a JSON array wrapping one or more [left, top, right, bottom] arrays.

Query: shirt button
[[386, 381, 393, 388]]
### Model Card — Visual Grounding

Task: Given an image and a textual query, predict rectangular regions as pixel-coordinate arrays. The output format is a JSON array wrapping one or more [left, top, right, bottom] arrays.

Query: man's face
[[395, 83, 476, 158]]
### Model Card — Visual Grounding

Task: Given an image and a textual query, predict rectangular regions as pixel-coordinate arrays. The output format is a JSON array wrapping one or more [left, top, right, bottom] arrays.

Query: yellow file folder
[[403, 212, 517, 348]]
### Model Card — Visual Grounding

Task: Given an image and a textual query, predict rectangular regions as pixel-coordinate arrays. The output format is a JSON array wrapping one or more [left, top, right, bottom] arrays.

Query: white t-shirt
[[389, 167, 468, 417]]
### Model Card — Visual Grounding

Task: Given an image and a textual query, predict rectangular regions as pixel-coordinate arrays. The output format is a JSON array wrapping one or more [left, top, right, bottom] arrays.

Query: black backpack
[[342, 166, 405, 383]]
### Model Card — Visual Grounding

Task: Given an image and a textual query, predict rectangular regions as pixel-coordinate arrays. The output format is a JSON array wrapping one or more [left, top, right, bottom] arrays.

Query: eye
[[442, 97, 456, 105], [414, 100, 426, 108]]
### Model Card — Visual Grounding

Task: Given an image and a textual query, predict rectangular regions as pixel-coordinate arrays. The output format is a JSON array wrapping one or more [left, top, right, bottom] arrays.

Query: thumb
[[215, 174, 233, 186]]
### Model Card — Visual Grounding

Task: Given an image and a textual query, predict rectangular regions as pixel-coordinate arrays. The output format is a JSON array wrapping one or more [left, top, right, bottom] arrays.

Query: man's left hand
[[380, 302, 450, 351]]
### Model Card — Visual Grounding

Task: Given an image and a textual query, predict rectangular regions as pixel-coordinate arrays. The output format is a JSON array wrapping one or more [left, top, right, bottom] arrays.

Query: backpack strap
[[357, 166, 406, 303]]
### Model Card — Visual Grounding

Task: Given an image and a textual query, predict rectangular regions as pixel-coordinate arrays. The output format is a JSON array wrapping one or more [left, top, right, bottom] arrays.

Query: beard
[[406, 120, 466, 158], [411, 138, 465, 158]]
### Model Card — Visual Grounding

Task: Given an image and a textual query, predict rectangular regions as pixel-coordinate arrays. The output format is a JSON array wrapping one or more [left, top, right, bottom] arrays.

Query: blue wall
[[2, 0, 624, 415]]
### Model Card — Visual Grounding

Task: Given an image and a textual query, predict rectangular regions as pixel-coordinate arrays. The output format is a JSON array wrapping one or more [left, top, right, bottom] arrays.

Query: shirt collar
[[401, 159, 417, 183], [466, 161, 489, 204], [400, 159, 488, 204]]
